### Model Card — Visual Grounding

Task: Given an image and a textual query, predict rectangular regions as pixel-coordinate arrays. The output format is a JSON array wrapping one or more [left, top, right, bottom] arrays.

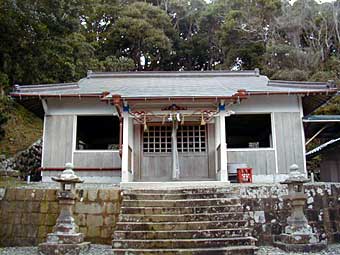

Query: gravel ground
[[0, 244, 113, 255], [257, 244, 340, 254], [1, 244, 340, 255]]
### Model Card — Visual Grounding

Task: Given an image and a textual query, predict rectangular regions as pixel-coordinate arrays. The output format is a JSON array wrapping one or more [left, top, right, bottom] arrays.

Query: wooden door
[[140, 124, 212, 181]]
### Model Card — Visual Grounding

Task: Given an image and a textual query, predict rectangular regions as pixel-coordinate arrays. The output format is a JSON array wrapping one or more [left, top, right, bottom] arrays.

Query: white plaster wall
[[44, 98, 117, 115], [229, 95, 300, 113]]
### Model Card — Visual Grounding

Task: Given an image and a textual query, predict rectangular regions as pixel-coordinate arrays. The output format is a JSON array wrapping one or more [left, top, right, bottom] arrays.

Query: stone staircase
[[112, 187, 258, 255]]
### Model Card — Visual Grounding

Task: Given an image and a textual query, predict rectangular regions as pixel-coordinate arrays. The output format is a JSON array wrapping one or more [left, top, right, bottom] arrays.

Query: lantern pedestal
[[38, 163, 90, 255], [274, 164, 326, 252]]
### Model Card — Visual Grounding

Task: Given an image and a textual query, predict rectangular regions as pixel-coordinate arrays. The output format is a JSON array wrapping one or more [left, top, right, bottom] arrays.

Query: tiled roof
[[11, 70, 337, 99]]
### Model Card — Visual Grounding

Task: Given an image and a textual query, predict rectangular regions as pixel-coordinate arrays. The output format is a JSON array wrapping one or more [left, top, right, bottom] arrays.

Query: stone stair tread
[[123, 192, 235, 197], [121, 205, 242, 210], [120, 212, 245, 217], [116, 220, 247, 225], [113, 228, 252, 239], [113, 237, 257, 242], [111, 245, 259, 253], [123, 198, 238, 202], [122, 188, 233, 193], [114, 228, 252, 233], [113, 188, 257, 254]]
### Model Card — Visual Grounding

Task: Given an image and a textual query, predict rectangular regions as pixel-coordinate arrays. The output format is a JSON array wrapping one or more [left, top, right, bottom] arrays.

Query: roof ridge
[[268, 80, 336, 89], [86, 69, 261, 79], [13, 82, 79, 92]]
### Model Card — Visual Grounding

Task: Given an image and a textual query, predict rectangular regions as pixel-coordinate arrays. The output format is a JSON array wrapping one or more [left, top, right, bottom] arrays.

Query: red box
[[237, 168, 253, 183]]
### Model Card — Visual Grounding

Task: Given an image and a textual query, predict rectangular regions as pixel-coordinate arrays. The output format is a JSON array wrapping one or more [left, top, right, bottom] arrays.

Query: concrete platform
[[120, 181, 230, 189]]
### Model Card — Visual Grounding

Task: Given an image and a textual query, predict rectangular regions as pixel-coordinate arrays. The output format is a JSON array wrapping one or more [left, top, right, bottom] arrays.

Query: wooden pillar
[[215, 104, 228, 182], [121, 111, 131, 182], [219, 111, 228, 181], [171, 121, 180, 180]]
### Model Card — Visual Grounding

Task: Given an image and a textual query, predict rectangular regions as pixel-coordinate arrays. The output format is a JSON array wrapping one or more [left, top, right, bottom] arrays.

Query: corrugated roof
[[303, 115, 340, 122], [306, 137, 340, 159], [11, 70, 337, 99]]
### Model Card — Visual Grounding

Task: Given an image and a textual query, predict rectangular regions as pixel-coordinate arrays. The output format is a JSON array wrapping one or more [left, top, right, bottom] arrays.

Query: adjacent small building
[[11, 70, 337, 184], [305, 115, 340, 182]]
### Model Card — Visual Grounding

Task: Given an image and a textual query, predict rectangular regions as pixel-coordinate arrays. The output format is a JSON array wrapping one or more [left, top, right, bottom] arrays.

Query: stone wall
[[0, 183, 339, 247], [234, 183, 340, 245], [0, 187, 121, 246]]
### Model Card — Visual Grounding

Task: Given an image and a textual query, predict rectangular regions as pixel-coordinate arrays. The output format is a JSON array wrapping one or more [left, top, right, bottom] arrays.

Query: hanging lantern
[[200, 112, 206, 126], [168, 113, 173, 122], [176, 113, 181, 122], [143, 115, 148, 132]]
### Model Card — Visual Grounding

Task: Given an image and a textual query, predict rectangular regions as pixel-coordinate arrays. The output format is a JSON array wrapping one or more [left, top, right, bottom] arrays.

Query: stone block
[[101, 226, 112, 239], [87, 226, 101, 237], [12, 224, 24, 237], [0, 209, 6, 224], [87, 189, 98, 202], [87, 215, 103, 227], [48, 201, 59, 213], [109, 189, 120, 201], [28, 201, 41, 213], [5, 189, 16, 201], [40, 201, 49, 213], [79, 227, 87, 236], [46, 214, 58, 226], [8, 201, 19, 213], [38, 213, 47, 226], [105, 202, 119, 214], [21, 213, 32, 225], [45, 189, 57, 201], [99, 190, 110, 201], [26, 225, 38, 238], [75, 203, 103, 214], [38, 226, 47, 239], [75, 214, 87, 227], [25, 189, 45, 201], [15, 189, 26, 201], [103, 216, 114, 226], [11, 213, 21, 225], [0, 224, 13, 238]]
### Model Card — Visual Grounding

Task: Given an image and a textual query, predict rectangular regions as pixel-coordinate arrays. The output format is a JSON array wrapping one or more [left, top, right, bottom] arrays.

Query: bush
[[270, 68, 309, 81]]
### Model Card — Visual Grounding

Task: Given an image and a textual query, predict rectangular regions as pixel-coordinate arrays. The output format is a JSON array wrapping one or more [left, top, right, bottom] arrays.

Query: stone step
[[112, 237, 257, 249], [120, 181, 232, 190], [113, 228, 252, 240], [111, 246, 258, 255], [122, 198, 240, 208], [119, 212, 248, 222], [123, 187, 234, 195], [121, 205, 243, 215], [123, 192, 235, 200], [115, 220, 249, 231]]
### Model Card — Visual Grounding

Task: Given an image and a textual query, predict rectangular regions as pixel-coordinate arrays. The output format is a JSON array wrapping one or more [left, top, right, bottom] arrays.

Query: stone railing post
[[38, 163, 90, 255], [274, 164, 326, 252]]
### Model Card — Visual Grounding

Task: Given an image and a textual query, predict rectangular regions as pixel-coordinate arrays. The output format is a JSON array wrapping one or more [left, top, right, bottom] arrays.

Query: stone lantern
[[38, 163, 90, 255], [274, 164, 326, 252]]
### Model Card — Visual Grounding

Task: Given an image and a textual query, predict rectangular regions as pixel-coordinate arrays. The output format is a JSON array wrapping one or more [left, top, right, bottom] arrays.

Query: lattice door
[[143, 125, 207, 153]]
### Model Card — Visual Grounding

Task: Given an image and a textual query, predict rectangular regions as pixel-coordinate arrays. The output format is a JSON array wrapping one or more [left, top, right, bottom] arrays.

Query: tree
[[104, 2, 174, 70]]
